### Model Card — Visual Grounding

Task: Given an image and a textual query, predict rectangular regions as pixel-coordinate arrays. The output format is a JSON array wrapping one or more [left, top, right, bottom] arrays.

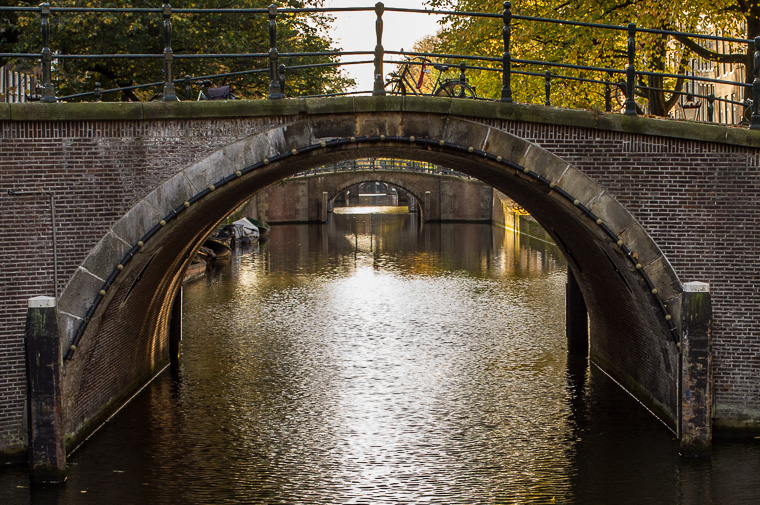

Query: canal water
[[3, 209, 760, 504]]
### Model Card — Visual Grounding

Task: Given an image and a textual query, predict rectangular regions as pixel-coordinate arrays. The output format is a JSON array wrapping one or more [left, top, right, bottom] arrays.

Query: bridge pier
[[169, 286, 182, 367], [566, 268, 589, 355], [24, 296, 66, 483], [679, 282, 713, 453]]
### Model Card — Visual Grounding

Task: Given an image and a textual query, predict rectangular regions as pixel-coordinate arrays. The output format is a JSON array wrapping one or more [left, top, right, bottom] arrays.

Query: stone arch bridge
[[252, 168, 494, 223], [2, 96, 760, 470]]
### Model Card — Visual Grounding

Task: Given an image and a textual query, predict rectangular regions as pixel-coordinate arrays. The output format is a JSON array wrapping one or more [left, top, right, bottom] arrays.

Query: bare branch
[[674, 35, 746, 65]]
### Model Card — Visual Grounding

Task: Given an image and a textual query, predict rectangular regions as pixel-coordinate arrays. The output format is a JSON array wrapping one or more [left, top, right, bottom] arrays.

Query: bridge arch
[[58, 112, 683, 444], [330, 177, 424, 214]]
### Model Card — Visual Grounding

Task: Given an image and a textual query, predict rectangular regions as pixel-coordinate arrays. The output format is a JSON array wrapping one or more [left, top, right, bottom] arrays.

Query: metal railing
[[0, 2, 757, 128]]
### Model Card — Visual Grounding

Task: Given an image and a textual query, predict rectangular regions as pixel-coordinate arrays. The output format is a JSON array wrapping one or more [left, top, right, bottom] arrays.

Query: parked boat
[[219, 217, 260, 246], [203, 237, 232, 260], [247, 217, 270, 240]]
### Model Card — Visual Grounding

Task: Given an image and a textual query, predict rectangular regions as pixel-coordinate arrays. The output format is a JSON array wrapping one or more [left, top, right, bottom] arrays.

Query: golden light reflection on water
[[333, 205, 410, 215]]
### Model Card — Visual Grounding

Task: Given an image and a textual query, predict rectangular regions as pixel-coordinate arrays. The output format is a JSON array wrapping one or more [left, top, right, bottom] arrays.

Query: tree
[[425, 0, 747, 116], [1, 1, 354, 101]]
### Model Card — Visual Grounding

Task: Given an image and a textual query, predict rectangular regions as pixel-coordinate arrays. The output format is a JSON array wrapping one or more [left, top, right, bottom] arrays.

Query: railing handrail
[[0, 3, 755, 127]]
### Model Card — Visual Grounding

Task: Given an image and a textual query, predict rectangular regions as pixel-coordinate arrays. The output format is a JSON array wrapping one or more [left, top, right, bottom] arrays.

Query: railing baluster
[[268, 3, 284, 99], [624, 22, 637, 116], [94, 82, 102, 102], [373, 2, 385, 96], [707, 91, 715, 122], [500, 1, 512, 102], [39, 3, 56, 103], [752, 36, 760, 129], [184, 75, 192, 101], [279, 64, 286, 97], [545, 70, 551, 106], [162, 3, 177, 101]]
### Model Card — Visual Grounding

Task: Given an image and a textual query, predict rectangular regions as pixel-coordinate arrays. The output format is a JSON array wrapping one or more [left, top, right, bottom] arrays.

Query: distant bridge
[[252, 166, 493, 223], [2, 95, 760, 475]]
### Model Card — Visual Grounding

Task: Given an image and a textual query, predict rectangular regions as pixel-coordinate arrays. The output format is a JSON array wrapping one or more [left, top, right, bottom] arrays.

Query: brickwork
[[2, 102, 760, 456], [478, 119, 760, 424], [0, 116, 292, 454]]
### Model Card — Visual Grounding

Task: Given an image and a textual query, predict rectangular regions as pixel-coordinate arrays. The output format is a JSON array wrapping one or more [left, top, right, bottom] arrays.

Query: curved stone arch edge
[[57, 120, 683, 362]]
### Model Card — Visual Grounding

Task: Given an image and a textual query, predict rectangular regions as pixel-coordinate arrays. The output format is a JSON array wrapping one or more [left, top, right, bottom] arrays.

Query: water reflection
[[2, 214, 760, 504]]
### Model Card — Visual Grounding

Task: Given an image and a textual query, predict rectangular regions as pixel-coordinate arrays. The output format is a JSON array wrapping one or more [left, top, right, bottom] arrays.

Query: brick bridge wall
[[1, 97, 760, 459]]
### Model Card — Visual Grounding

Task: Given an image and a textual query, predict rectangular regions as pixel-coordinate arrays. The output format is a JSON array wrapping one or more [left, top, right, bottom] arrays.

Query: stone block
[[589, 191, 635, 236], [57, 267, 105, 324], [442, 119, 492, 151], [355, 112, 404, 138], [482, 130, 532, 167], [617, 222, 662, 268], [111, 199, 162, 247], [81, 232, 131, 285], [521, 143, 568, 180], [555, 167, 604, 208], [642, 255, 682, 305], [144, 172, 196, 220]]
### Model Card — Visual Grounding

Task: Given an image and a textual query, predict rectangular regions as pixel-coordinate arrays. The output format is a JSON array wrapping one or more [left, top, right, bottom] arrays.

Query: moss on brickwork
[[6, 97, 760, 149]]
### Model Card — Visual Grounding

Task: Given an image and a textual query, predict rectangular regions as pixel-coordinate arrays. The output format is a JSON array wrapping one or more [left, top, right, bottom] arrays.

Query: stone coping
[[3, 96, 760, 149]]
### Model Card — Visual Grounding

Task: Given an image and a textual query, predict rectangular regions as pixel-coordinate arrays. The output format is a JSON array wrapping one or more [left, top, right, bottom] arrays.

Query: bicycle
[[385, 56, 476, 99], [196, 80, 239, 100]]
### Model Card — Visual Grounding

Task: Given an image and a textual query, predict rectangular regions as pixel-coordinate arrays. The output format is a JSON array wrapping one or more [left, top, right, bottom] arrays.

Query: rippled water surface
[[3, 212, 760, 504]]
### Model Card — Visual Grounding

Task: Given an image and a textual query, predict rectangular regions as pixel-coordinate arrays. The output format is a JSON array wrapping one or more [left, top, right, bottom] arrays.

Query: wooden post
[[680, 281, 713, 453], [25, 296, 66, 483]]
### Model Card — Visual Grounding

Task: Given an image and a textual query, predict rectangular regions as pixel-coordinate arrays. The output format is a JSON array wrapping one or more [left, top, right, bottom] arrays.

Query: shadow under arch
[[58, 113, 683, 448]]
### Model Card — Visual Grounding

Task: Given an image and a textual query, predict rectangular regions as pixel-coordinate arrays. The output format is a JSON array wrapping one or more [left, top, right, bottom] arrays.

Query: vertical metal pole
[[751, 36, 760, 129], [268, 4, 284, 99], [161, 4, 177, 101], [624, 22, 637, 116], [544, 70, 551, 106], [373, 2, 385, 96], [39, 3, 56, 103], [707, 91, 715, 122], [279, 63, 286, 96], [94, 82, 102, 102], [184, 75, 191, 101], [500, 1, 513, 102]]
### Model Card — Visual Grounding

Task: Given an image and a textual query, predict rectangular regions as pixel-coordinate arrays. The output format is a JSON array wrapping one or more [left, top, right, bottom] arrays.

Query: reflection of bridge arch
[[58, 113, 685, 452]]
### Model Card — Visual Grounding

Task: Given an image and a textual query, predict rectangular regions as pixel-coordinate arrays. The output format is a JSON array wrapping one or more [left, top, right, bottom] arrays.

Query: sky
[[322, 0, 444, 92]]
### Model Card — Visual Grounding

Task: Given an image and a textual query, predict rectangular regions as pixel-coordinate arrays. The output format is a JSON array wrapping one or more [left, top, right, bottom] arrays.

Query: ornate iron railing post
[[624, 22, 637, 116], [751, 36, 760, 129], [39, 3, 56, 103], [94, 82, 102, 102], [707, 92, 715, 122], [459, 62, 467, 85], [161, 3, 177, 101], [500, 1, 513, 102], [373, 2, 385, 96], [268, 4, 284, 99], [545, 70, 551, 106], [279, 63, 286, 96]]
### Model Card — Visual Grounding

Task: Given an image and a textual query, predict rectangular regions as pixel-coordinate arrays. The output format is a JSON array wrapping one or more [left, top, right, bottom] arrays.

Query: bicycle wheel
[[433, 80, 476, 99], [384, 78, 407, 96]]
